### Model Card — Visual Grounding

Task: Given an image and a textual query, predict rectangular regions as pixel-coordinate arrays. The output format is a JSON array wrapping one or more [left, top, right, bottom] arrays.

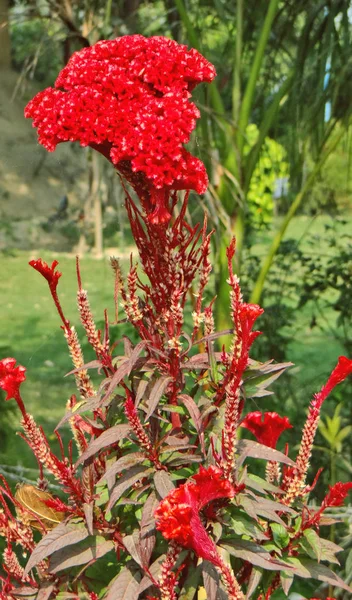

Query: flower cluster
[[25, 35, 216, 223]]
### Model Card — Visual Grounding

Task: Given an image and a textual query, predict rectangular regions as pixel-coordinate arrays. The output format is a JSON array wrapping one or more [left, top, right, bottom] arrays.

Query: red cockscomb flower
[[25, 35, 216, 224], [155, 466, 235, 566], [29, 259, 62, 293], [322, 481, 352, 508], [312, 356, 352, 411], [241, 411, 292, 448], [0, 358, 26, 401]]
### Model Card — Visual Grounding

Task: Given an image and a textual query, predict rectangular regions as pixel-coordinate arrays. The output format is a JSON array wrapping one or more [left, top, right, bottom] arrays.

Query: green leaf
[[303, 529, 322, 562], [178, 565, 202, 599], [229, 514, 267, 541], [220, 539, 288, 571], [270, 523, 289, 549]]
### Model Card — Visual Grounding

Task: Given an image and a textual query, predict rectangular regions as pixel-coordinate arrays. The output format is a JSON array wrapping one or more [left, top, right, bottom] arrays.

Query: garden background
[[0, 0, 351, 596]]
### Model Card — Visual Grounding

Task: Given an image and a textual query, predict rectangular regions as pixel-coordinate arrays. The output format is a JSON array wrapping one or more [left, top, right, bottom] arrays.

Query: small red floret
[[312, 356, 352, 410], [0, 358, 26, 401], [322, 481, 352, 508], [241, 411, 292, 449], [29, 259, 62, 292]]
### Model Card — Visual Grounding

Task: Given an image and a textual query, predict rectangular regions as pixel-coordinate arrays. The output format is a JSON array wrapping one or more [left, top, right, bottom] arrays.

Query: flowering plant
[[0, 35, 351, 600]]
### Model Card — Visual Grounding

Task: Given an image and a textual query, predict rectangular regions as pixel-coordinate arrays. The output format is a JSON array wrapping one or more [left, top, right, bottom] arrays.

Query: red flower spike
[[241, 411, 293, 449], [155, 466, 235, 567], [25, 35, 216, 224], [29, 259, 62, 292], [322, 481, 352, 508], [312, 356, 352, 410], [0, 358, 26, 401]]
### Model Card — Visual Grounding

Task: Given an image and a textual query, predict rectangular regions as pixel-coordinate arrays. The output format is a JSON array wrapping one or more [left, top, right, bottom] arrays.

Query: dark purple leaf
[[237, 440, 295, 466], [107, 466, 153, 511], [244, 368, 291, 398], [103, 342, 148, 403], [202, 561, 227, 600], [166, 454, 203, 466], [98, 452, 146, 485], [101, 358, 131, 402], [280, 571, 294, 595], [74, 424, 130, 467], [139, 493, 158, 567], [24, 521, 89, 575], [160, 443, 196, 454], [179, 394, 205, 454], [298, 558, 352, 592], [36, 582, 56, 600], [140, 492, 159, 537], [193, 330, 233, 347], [55, 395, 101, 430], [137, 555, 165, 595], [220, 539, 291, 571], [145, 376, 173, 421], [163, 434, 190, 447], [245, 474, 284, 495], [154, 470, 174, 499], [11, 588, 37, 599], [123, 531, 143, 567], [104, 566, 141, 600], [49, 536, 114, 573], [83, 502, 94, 536], [246, 567, 262, 598], [65, 360, 102, 376], [135, 378, 149, 407]]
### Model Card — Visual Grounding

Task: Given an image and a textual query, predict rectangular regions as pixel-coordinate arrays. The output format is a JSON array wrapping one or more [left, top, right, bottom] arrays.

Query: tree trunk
[[0, 0, 11, 69]]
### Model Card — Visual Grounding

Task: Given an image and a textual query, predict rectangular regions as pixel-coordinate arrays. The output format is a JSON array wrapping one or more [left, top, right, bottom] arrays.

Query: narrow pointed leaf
[[24, 521, 89, 575], [98, 452, 145, 485], [103, 566, 141, 600], [107, 465, 153, 511], [237, 440, 295, 466], [144, 376, 173, 421], [49, 536, 113, 573], [154, 470, 174, 499], [74, 424, 130, 467]]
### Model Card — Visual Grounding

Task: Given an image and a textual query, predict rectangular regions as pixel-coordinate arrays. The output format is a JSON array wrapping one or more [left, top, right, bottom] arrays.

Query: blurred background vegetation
[[0, 1, 351, 596]]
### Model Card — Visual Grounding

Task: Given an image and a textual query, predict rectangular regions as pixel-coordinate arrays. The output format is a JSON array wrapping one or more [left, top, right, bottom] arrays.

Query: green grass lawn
[[0, 251, 131, 470]]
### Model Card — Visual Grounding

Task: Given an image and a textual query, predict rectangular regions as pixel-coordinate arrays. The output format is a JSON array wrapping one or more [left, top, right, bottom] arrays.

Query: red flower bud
[[322, 481, 352, 508], [29, 258, 62, 293], [0, 358, 26, 401]]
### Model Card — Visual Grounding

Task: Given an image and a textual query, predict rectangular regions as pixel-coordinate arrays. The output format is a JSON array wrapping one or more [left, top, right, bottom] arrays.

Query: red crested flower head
[[29, 259, 62, 292], [312, 356, 352, 410], [241, 411, 292, 448], [154, 466, 235, 566], [25, 35, 216, 224], [0, 358, 26, 401], [322, 481, 352, 508]]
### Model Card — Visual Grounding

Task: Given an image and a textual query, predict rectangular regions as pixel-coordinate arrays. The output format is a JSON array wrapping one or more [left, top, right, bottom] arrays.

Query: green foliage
[[10, 18, 64, 85], [244, 124, 289, 228]]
